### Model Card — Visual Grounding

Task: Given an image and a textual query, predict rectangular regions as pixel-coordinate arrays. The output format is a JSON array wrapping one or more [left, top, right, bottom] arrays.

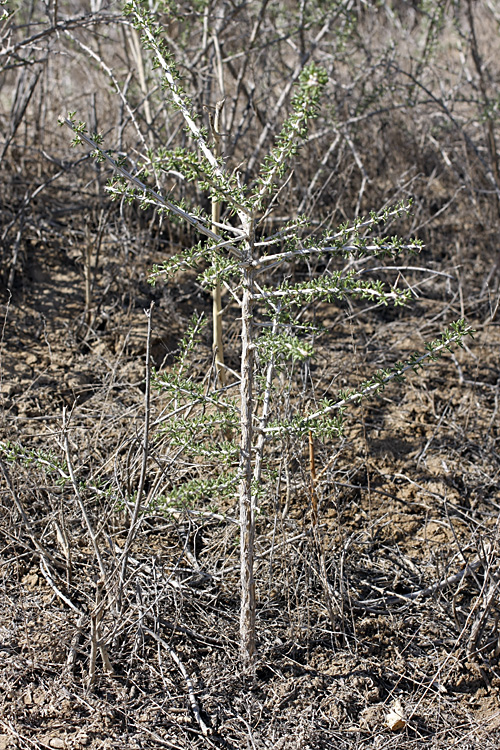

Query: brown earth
[[1, 217, 500, 749], [1, 3, 500, 748]]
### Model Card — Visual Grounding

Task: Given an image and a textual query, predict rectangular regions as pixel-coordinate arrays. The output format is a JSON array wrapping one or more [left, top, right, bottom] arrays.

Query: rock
[[385, 698, 407, 731]]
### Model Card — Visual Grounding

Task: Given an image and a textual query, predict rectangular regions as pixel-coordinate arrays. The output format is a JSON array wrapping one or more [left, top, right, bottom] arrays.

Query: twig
[[264, 328, 472, 435], [63, 410, 107, 583], [253, 309, 281, 486], [356, 548, 492, 606], [66, 613, 86, 674], [62, 120, 241, 252], [0, 718, 55, 750], [309, 431, 337, 629], [88, 578, 114, 687], [0, 11, 117, 59], [209, 98, 228, 388], [142, 627, 211, 736], [467, 542, 500, 658], [119, 303, 154, 603], [7, 218, 24, 290], [0, 457, 58, 566], [64, 29, 149, 154], [39, 556, 84, 616]]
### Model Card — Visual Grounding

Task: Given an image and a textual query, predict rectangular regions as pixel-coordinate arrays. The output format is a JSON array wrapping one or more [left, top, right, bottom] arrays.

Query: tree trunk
[[239, 222, 256, 665]]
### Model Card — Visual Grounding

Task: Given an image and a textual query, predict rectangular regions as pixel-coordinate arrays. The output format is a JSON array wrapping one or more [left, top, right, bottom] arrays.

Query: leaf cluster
[[255, 63, 329, 204], [265, 319, 473, 439]]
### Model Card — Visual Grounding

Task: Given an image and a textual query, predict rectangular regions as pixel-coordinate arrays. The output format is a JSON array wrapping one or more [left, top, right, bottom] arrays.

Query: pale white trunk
[[239, 221, 255, 665], [213, 279, 226, 387]]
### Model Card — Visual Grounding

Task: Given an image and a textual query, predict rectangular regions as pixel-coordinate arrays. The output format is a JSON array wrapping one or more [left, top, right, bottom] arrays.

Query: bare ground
[[1, 215, 500, 750], [2, 3, 500, 746]]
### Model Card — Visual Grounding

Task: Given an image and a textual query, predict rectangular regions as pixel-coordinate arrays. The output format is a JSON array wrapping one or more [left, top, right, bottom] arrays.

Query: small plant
[[63, 0, 473, 665]]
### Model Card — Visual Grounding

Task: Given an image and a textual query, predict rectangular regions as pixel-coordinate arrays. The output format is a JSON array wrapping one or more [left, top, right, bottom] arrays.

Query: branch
[[62, 119, 242, 255], [143, 627, 211, 736], [264, 323, 473, 435]]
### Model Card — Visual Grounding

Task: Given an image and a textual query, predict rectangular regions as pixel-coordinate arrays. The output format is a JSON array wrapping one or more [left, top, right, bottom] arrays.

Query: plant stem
[[309, 431, 336, 630], [253, 310, 280, 486], [239, 218, 256, 665], [119, 302, 154, 606]]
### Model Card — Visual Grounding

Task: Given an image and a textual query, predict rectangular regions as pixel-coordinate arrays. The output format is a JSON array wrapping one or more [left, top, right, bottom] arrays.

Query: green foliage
[[257, 270, 413, 306], [255, 63, 328, 204], [0, 440, 69, 482], [0, 0, 13, 21], [264, 319, 473, 439], [159, 472, 238, 512], [64, 0, 473, 529], [150, 146, 248, 210], [256, 328, 314, 363], [0, 440, 115, 501]]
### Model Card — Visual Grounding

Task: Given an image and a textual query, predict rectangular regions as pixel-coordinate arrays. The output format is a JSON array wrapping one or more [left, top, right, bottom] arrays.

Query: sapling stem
[[84, 225, 92, 326], [253, 308, 280, 486], [239, 219, 256, 666]]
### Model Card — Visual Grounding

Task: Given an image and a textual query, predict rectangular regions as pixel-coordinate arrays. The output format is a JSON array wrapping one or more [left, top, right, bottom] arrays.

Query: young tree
[[63, 0, 472, 665]]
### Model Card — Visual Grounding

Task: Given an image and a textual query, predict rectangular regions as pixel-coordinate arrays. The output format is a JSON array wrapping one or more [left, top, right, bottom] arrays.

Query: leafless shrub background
[[1, 1, 500, 748]]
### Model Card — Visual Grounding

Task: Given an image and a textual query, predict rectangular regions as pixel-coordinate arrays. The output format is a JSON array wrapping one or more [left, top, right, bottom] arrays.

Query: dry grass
[[1, 1, 500, 747]]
